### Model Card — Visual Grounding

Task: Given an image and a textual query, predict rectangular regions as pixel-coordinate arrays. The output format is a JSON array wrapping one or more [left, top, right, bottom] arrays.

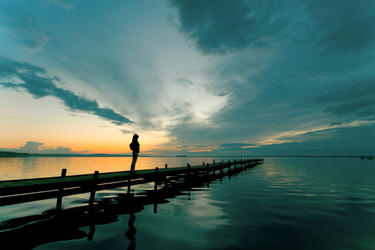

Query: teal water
[[1, 157, 375, 249]]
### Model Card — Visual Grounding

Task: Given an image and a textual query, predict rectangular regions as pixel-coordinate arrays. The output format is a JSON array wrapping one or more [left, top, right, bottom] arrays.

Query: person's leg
[[131, 152, 138, 172], [131, 154, 135, 172]]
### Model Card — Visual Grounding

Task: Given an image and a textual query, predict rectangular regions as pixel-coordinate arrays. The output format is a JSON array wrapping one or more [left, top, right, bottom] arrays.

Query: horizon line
[[0, 151, 373, 158]]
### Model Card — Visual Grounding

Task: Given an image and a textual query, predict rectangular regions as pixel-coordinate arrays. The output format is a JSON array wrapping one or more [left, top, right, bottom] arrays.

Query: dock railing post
[[227, 160, 231, 176], [154, 167, 159, 213], [187, 163, 191, 183], [164, 164, 168, 188], [154, 167, 159, 193], [206, 163, 210, 187], [89, 171, 99, 208], [56, 168, 67, 211], [219, 163, 223, 177], [127, 172, 132, 194]]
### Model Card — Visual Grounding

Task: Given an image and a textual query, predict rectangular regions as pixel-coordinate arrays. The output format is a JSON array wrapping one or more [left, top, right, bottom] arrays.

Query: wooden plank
[[0, 159, 263, 206], [0, 159, 261, 195]]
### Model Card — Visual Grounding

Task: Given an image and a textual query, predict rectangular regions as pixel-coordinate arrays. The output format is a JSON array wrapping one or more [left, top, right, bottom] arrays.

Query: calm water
[[1, 157, 375, 249]]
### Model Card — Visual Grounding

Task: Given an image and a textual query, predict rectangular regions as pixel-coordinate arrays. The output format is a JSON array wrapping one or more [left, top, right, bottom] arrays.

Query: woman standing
[[129, 134, 140, 172]]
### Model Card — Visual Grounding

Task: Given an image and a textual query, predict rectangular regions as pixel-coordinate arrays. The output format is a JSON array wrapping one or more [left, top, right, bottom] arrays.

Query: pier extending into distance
[[0, 158, 263, 209], [0, 158, 263, 248]]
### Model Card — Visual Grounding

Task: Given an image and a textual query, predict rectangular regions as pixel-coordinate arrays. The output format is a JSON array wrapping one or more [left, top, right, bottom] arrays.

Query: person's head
[[132, 134, 139, 141]]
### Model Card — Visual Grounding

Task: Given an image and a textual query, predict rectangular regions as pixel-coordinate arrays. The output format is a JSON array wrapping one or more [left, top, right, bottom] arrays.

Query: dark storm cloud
[[168, 123, 375, 156], [169, 0, 375, 54], [317, 79, 375, 119], [168, 0, 292, 54], [0, 57, 132, 125], [250, 123, 375, 156], [164, 0, 375, 154]]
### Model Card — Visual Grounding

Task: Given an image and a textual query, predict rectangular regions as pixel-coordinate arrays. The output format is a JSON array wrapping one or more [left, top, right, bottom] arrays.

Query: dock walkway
[[0, 158, 263, 208]]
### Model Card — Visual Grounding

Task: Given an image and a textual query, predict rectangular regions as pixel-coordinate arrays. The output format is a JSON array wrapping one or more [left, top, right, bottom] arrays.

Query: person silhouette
[[130, 134, 140, 172]]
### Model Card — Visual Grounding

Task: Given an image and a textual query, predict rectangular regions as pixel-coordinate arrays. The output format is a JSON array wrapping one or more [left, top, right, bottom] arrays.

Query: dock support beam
[[56, 168, 67, 211], [154, 167, 159, 214], [154, 167, 159, 192], [89, 171, 99, 208], [164, 164, 168, 188], [187, 163, 191, 183], [206, 163, 210, 187], [127, 173, 132, 194]]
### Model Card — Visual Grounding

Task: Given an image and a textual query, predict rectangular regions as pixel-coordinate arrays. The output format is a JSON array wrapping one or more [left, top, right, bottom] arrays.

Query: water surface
[[1, 157, 375, 249]]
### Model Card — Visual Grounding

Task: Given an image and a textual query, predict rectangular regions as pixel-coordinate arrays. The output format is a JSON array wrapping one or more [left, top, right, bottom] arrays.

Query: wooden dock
[[0, 158, 263, 248], [0, 158, 263, 208]]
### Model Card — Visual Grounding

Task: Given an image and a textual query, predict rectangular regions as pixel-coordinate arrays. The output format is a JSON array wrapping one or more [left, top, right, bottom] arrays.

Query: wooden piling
[[127, 173, 131, 194], [89, 171, 99, 207], [164, 164, 168, 188], [154, 167, 159, 192], [206, 163, 210, 186], [56, 168, 67, 211], [187, 163, 191, 182], [153, 167, 159, 214]]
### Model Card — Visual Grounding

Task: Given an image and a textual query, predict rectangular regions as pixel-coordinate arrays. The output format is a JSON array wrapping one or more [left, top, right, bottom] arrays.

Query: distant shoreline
[[0, 151, 372, 159]]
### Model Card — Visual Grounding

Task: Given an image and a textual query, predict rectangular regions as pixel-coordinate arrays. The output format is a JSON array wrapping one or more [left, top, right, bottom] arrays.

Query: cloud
[[167, 0, 290, 54], [220, 143, 256, 150], [164, 0, 375, 152], [43, 0, 74, 10], [317, 78, 375, 120], [250, 123, 375, 156], [168, 0, 375, 55], [18, 141, 44, 154], [158, 121, 375, 156], [0, 57, 132, 125], [0, 6, 49, 52], [0, 141, 78, 154], [1, 1, 374, 155]]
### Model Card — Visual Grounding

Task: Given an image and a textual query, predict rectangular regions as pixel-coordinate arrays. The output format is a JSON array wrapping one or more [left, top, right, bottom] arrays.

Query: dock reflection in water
[[2, 157, 375, 250], [0, 162, 251, 250]]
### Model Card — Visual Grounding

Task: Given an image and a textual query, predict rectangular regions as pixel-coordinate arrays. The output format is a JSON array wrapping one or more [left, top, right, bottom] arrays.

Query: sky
[[0, 0, 374, 156]]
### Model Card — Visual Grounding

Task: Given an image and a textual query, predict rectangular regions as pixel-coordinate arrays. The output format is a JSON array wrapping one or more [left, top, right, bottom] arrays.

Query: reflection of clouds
[[263, 159, 305, 184], [186, 192, 228, 229], [265, 170, 277, 176], [260, 158, 354, 199], [261, 159, 320, 197], [0, 158, 24, 180]]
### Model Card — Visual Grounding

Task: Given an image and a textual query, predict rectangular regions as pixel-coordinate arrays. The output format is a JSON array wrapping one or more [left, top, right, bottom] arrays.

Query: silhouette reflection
[[125, 213, 136, 250]]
